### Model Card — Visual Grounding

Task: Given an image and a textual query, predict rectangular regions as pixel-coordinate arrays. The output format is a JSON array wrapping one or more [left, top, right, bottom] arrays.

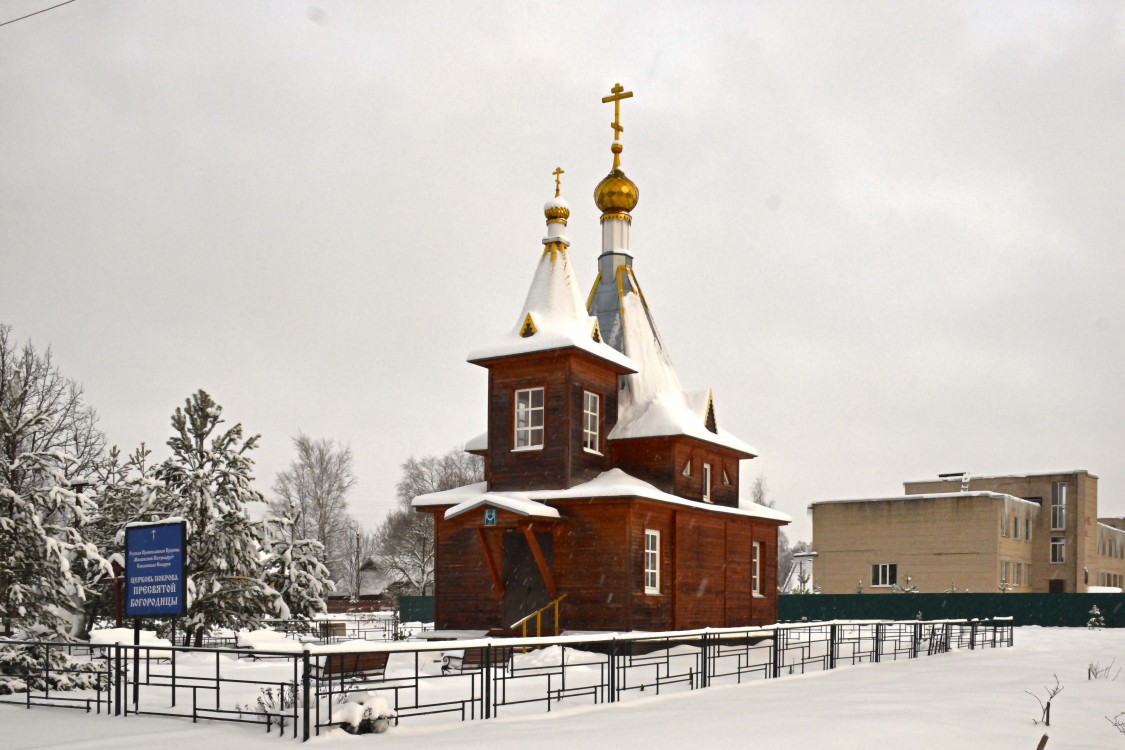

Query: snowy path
[[4, 627, 1124, 749]]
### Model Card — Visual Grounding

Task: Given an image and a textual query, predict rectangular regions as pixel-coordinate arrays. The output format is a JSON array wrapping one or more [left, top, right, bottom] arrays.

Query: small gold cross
[[552, 166, 564, 197]]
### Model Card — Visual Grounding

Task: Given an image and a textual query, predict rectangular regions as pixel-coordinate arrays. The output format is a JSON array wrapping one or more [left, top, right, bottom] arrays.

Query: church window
[[644, 530, 660, 594], [514, 387, 544, 449], [722, 469, 731, 485], [751, 542, 761, 594], [681, 460, 691, 477], [583, 391, 600, 453], [702, 463, 712, 502]]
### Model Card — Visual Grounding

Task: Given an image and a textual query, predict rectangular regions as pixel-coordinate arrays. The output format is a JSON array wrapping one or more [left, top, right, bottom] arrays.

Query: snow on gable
[[610, 291, 756, 455], [467, 246, 635, 371], [411, 470, 789, 523], [444, 493, 561, 521]]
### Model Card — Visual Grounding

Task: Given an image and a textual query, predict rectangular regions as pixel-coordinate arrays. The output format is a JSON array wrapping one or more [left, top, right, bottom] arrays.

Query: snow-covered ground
[[4, 627, 1124, 749]]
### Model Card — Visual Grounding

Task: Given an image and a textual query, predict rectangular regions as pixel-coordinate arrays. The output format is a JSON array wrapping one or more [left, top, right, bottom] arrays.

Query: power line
[[0, 0, 79, 30]]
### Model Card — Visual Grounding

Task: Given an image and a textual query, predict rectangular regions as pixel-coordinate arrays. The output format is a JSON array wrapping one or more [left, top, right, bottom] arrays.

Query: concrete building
[[811, 471, 1125, 594]]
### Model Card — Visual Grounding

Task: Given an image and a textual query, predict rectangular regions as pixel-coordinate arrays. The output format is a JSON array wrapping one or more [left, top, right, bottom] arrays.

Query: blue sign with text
[[124, 521, 186, 618]]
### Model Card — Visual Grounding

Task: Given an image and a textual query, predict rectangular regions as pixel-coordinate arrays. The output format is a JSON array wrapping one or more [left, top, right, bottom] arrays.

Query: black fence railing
[[0, 617, 1014, 741]]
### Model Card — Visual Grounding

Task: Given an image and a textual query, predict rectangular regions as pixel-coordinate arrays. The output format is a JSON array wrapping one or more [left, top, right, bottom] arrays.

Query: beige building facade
[[811, 471, 1125, 594]]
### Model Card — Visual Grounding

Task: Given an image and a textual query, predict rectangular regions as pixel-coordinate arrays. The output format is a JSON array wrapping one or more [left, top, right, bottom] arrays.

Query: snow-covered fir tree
[[74, 444, 169, 635], [152, 390, 284, 645], [0, 327, 109, 692], [264, 509, 335, 618], [1087, 605, 1105, 629], [0, 328, 110, 639]]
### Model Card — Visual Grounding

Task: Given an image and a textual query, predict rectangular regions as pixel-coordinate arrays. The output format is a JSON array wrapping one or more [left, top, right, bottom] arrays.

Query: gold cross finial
[[552, 166, 564, 197], [602, 83, 633, 169]]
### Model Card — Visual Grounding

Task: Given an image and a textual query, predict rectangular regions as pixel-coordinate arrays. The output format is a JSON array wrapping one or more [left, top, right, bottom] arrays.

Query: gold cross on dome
[[553, 166, 564, 197], [602, 83, 633, 141]]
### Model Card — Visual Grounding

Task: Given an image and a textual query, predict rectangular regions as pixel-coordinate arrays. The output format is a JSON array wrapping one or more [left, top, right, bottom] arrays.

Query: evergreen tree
[[153, 390, 283, 645], [0, 326, 108, 640], [0, 327, 109, 693], [1087, 605, 1105, 629], [74, 444, 168, 634], [264, 510, 335, 618]]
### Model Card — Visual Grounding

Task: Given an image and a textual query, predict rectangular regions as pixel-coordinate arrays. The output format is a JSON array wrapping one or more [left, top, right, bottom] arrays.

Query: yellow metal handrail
[[510, 593, 569, 637]]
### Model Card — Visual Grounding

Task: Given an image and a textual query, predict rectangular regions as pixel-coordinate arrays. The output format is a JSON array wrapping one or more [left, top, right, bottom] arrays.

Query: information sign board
[[124, 521, 186, 618]]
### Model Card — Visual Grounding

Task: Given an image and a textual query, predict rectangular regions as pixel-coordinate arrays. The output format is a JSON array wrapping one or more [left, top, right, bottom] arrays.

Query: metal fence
[[0, 617, 1013, 741]]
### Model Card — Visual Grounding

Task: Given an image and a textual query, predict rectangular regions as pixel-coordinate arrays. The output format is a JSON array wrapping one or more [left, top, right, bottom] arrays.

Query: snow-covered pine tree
[[153, 390, 284, 646], [264, 509, 336, 618], [0, 332, 110, 692]]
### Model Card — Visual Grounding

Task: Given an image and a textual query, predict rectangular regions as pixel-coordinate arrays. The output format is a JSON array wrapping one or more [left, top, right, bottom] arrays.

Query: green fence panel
[[778, 593, 1125, 627], [398, 595, 435, 623]]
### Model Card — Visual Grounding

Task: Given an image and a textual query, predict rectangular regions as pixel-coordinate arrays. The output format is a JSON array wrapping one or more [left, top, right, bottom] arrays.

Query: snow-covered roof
[[464, 431, 488, 451], [413, 469, 790, 523], [467, 245, 636, 372], [905, 469, 1097, 484], [608, 291, 756, 455], [810, 491, 1041, 508]]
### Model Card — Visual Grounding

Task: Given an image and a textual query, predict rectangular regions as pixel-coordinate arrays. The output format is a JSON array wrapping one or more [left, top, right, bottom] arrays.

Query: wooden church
[[413, 85, 789, 633]]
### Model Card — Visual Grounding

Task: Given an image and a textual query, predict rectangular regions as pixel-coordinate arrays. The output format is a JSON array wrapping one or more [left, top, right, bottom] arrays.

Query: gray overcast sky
[[2, 1, 1122, 543]]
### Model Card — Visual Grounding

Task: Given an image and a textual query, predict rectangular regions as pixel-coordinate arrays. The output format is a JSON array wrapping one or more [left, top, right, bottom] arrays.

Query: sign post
[[124, 521, 187, 705]]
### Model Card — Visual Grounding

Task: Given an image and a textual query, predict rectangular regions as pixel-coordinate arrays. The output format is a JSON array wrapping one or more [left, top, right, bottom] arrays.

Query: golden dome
[[544, 196, 570, 223], [594, 168, 639, 214]]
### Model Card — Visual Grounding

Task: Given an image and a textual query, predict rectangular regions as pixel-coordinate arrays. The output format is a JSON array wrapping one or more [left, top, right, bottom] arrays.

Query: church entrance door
[[501, 532, 553, 627]]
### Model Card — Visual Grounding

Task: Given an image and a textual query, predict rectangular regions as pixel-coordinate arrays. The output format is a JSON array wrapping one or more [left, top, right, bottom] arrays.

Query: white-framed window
[[644, 530, 660, 594], [702, 463, 712, 502], [1014, 562, 1022, 587], [514, 387, 544, 449], [1001, 560, 1010, 586], [582, 391, 600, 453], [1051, 482, 1066, 531], [1000, 511, 1009, 538], [1050, 536, 1065, 564], [1014, 516, 1021, 540], [751, 541, 761, 594], [871, 563, 897, 587]]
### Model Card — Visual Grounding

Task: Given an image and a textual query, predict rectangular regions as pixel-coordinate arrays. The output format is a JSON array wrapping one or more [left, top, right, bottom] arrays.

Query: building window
[[582, 391, 600, 453], [1000, 512, 1009, 538], [1014, 516, 1021, 540], [1001, 560, 1010, 586], [1025, 517, 1032, 543], [644, 530, 660, 594], [681, 460, 691, 477], [703, 463, 712, 502], [1051, 482, 1066, 531], [871, 563, 897, 587], [1014, 562, 1022, 587], [514, 387, 545, 449], [1051, 536, 1065, 564], [752, 542, 761, 594]]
